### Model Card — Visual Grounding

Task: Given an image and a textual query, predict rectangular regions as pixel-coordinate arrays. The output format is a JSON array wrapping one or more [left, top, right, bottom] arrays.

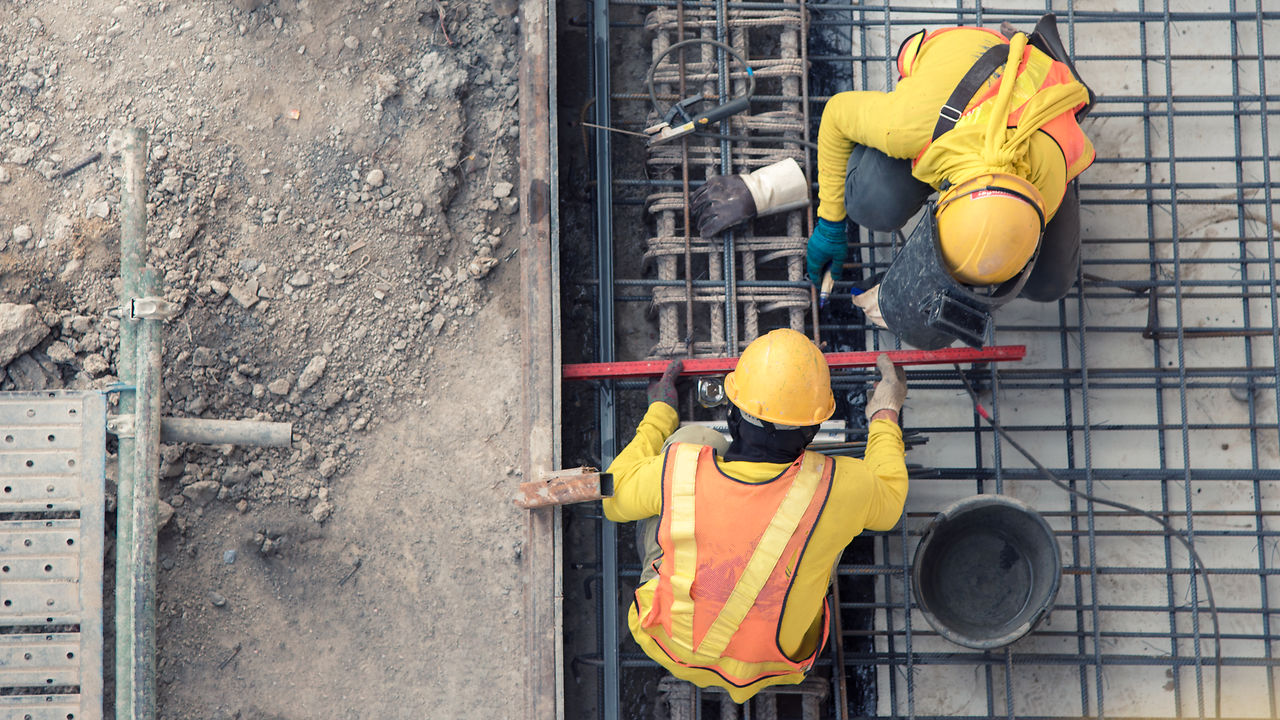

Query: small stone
[[365, 168, 385, 188], [157, 500, 175, 530], [0, 167, 10, 183], [310, 500, 334, 524], [230, 278, 260, 308], [297, 355, 328, 391], [18, 71, 42, 91], [288, 271, 312, 287], [410, 201, 424, 218], [344, 35, 360, 50], [318, 457, 339, 478], [208, 591, 227, 608], [468, 255, 498, 279], [236, 499, 249, 513], [82, 354, 109, 376], [157, 173, 181, 194], [185, 395, 208, 415], [70, 316, 92, 334], [182, 479, 221, 507], [45, 341, 75, 364], [430, 314, 446, 335], [8, 147, 35, 165], [88, 200, 110, 219], [267, 378, 291, 395], [372, 72, 399, 103], [12, 225, 33, 244], [500, 196, 519, 215], [223, 549, 237, 565], [492, 181, 513, 199], [209, 280, 229, 297], [0, 303, 50, 367]]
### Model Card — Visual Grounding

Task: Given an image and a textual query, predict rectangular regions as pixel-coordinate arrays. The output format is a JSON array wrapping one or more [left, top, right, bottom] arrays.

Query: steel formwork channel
[[569, 0, 1280, 718]]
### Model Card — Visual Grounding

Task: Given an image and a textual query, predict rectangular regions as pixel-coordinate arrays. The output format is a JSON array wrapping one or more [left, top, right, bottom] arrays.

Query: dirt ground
[[1, 1, 529, 717]]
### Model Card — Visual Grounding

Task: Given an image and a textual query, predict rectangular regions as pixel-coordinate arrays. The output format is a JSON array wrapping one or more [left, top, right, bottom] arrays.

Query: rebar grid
[[640, 1, 811, 358], [576, 0, 1280, 718]]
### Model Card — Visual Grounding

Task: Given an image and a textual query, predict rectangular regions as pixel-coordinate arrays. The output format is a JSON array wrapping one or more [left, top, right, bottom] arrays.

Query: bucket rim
[[911, 493, 1063, 650]]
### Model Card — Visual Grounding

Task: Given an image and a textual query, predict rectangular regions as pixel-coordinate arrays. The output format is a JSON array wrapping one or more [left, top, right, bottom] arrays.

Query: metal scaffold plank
[[0, 390, 107, 720]]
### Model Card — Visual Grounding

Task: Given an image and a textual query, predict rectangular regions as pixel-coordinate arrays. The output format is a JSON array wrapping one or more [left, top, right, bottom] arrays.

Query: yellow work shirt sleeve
[[858, 418, 910, 530], [815, 85, 942, 222], [602, 402, 679, 523]]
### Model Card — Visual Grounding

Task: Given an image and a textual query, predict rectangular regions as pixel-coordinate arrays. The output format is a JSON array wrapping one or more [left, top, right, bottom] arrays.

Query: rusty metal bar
[[515, 468, 615, 509]]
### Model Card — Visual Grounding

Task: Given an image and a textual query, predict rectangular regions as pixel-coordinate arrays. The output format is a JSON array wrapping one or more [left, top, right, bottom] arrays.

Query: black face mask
[[724, 405, 821, 464]]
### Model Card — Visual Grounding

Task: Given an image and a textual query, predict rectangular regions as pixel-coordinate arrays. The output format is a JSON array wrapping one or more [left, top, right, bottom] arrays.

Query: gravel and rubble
[[1, 1, 529, 716], [1, 1, 520, 529]]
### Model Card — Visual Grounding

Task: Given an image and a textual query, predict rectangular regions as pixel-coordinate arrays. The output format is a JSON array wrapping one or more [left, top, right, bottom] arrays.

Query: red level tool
[[563, 345, 1025, 380]]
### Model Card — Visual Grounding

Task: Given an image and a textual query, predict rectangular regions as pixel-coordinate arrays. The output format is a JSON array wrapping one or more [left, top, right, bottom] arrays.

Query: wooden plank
[[518, 1, 562, 718]]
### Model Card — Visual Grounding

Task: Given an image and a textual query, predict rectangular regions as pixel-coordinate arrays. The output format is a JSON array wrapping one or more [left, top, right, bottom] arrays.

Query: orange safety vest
[[635, 442, 833, 692], [900, 27, 1094, 185]]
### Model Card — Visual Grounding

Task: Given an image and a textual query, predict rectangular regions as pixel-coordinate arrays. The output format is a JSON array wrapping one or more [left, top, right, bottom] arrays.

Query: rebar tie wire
[[954, 365, 1223, 718]]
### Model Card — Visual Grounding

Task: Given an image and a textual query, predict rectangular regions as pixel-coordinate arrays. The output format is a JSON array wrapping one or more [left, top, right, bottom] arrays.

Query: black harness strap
[[931, 43, 1012, 142]]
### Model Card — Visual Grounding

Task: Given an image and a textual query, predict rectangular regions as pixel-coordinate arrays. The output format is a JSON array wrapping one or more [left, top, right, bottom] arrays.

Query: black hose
[[646, 38, 756, 119], [954, 365, 1223, 718]]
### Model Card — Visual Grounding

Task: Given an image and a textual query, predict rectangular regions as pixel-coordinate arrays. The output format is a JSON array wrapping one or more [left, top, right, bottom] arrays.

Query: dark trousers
[[844, 145, 1081, 302]]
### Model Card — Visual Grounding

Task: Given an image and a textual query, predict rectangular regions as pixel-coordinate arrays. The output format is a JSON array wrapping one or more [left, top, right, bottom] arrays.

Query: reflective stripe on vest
[[639, 443, 833, 686], [907, 32, 1094, 185]]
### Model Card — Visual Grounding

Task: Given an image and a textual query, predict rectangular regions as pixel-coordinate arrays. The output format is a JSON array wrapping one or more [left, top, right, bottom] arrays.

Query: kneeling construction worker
[[805, 17, 1095, 348], [603, 329, 909, 702]]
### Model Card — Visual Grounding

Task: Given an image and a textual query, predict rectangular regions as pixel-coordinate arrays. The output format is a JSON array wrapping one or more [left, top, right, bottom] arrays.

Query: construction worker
[[603, 329, 909, 702], [806, 17, 1095, 348]]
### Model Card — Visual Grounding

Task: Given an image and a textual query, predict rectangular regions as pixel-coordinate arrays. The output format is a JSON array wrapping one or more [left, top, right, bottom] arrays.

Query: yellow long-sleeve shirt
[[603, 402, 909, 700], [816, 28, 1072, 223]]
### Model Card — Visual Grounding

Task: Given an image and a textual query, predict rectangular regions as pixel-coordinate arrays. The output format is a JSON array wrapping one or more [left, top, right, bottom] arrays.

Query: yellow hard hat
[[935, 173, 1046, 286], [723, 329, 835, 426]]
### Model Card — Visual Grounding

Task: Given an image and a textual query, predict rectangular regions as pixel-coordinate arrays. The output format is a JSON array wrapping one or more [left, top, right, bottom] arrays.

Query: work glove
[[806, 217, 848, 286], [647, 359, 683, 407], [690, 158, 810, 238], [865, 353, 907, 420], [851, 283, 888, 329]]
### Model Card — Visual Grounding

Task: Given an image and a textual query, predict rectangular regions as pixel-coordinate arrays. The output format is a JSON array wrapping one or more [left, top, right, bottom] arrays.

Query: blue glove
[[806, 218, 848, 286]]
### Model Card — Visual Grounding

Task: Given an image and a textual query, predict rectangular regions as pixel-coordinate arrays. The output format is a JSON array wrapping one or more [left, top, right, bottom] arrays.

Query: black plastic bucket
[[912, 494, 1061, 649]]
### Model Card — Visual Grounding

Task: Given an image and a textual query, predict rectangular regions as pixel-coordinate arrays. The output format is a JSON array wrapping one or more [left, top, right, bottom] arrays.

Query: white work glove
[[852, 284, 889, 329], [865, 353, 908, 420], [691, 158, 810, 237]]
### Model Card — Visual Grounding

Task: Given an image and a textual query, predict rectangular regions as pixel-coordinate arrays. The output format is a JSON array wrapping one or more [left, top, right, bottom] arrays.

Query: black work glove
[[690, 175, 756, 238], [647, 359, 683, 407]]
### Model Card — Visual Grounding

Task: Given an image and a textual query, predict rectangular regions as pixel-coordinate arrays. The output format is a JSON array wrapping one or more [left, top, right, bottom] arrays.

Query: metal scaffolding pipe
[[160, 417, 293, 447], [114, 126, 155, 720]]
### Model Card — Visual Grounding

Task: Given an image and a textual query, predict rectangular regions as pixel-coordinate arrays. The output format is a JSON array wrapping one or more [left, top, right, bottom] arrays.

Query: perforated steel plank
[[1, 391, 106, 720], [0, 693, 87, 720]]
